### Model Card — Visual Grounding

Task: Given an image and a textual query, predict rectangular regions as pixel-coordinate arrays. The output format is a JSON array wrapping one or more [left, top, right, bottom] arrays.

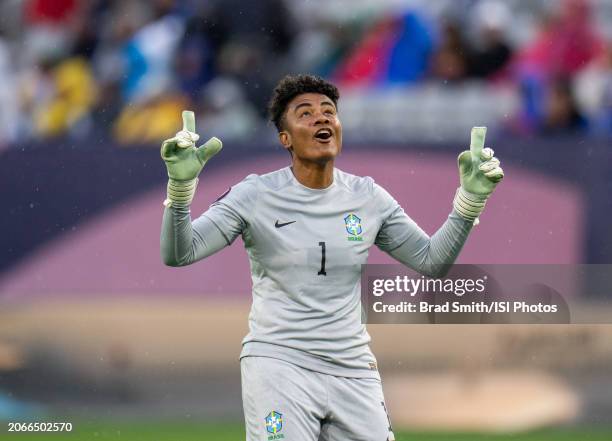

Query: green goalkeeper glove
[[161, 110, 222, 207], [453, 127, 504, 225]]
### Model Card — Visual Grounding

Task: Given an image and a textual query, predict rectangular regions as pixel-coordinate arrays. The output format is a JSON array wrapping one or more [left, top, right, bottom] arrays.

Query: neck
[[291, 158, 335, 189]]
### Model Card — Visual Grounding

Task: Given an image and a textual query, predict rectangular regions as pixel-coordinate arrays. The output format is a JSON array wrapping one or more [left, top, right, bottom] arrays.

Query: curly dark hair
[[268, 74, 340, 132]]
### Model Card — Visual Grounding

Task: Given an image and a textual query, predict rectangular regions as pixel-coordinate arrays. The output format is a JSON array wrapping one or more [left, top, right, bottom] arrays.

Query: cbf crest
[[265, 411, 285, 439], [344, 213, 364, 241]]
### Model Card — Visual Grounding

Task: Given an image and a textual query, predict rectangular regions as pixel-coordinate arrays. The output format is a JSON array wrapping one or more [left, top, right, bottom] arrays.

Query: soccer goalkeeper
[[160, 74, 503, 441]]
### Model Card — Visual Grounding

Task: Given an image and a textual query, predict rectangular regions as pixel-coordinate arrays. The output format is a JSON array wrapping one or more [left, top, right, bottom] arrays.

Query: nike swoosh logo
[[275, 220, 296, 228]]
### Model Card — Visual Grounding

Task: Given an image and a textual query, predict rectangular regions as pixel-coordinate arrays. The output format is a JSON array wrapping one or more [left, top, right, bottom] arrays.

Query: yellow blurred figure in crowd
[[33, 57, 97, 137], [114, 95, 188, 145]]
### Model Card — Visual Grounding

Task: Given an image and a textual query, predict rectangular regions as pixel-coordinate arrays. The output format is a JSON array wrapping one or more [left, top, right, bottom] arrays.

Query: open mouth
[[314, 128, 333, 141]]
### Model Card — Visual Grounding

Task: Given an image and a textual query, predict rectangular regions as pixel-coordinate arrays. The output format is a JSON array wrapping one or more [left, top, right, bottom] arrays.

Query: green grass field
[[2, 421, 612, 441]]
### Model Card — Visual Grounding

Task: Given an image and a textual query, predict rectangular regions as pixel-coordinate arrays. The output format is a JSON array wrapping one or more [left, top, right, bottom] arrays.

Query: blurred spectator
[[0, 30, 18, 149], [333, 17, 400, 87], [431, 21, 470, 82], [196, 77, 259, 141], [70, 2, 103, 60], [111, 1, 187, 144], [287, 17, 359, 79], [113, 94, 187, 145], [384, 11, 435, 85], [575, 42, 612, 135], [25, 0, 78, 24], [21, 54, 97, 139], [512, 0, 603, 134], [334, 10, 434, 88], [468, 0, 513, 79], [40, 57, 96, 138], [22, 0, 80, 66], [211, 0, 296, 115], [120, 1, 184, 103], [90, 1, 150, 127], [175, 6, 219, 99], [541, 77, 588, 135], [516, 0, 603, 79]]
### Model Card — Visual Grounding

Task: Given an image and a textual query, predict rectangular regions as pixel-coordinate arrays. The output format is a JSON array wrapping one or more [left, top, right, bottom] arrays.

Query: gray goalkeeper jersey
[[162, 166, 473, 379]]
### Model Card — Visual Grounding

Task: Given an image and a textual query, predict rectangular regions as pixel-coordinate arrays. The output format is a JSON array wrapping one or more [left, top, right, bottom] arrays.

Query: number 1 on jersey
[[318, 241, 327, 276]]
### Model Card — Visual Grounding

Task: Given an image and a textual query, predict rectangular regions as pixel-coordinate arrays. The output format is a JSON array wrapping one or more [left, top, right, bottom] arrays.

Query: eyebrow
[[293, 100, 336, 113]]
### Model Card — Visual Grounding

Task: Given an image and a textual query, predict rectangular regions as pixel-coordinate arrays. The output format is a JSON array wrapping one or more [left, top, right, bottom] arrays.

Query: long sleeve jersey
[[161, 167, 473, 378]]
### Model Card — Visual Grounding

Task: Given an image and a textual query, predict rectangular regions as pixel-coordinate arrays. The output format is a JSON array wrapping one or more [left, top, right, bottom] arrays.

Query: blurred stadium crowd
[[0, 0, 612, 148]]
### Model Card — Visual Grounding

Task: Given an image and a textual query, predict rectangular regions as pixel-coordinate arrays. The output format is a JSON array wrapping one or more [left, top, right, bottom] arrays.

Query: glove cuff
[[453, 187, 488, 225], [164, 178, 198, 208]]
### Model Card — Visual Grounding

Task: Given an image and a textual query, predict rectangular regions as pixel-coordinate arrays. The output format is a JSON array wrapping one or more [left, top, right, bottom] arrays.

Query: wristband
[[453, 187, 488, 225], [164, 178, 198, 208]]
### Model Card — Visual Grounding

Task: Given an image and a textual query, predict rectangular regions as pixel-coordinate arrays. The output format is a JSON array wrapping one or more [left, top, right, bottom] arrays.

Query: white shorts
[[241, 356, 395, 441]]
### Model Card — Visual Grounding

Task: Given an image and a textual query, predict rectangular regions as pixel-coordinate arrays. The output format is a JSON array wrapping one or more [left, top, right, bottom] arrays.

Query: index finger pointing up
[[182, 110, 196, 133], [470, 126, 487, 160]]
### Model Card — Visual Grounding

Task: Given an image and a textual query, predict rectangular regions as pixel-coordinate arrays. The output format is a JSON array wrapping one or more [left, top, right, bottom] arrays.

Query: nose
[[314, 111, 330, 125]]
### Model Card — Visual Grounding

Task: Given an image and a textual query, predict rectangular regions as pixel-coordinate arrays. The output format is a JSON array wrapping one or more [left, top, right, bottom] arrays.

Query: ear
[[279, 131, 292, 152]]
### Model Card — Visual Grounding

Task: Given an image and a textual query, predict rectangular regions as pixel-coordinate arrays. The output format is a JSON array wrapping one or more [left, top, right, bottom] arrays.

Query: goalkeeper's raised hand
[[161, 111, 222, 207], [453, 127, 504, 224]]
